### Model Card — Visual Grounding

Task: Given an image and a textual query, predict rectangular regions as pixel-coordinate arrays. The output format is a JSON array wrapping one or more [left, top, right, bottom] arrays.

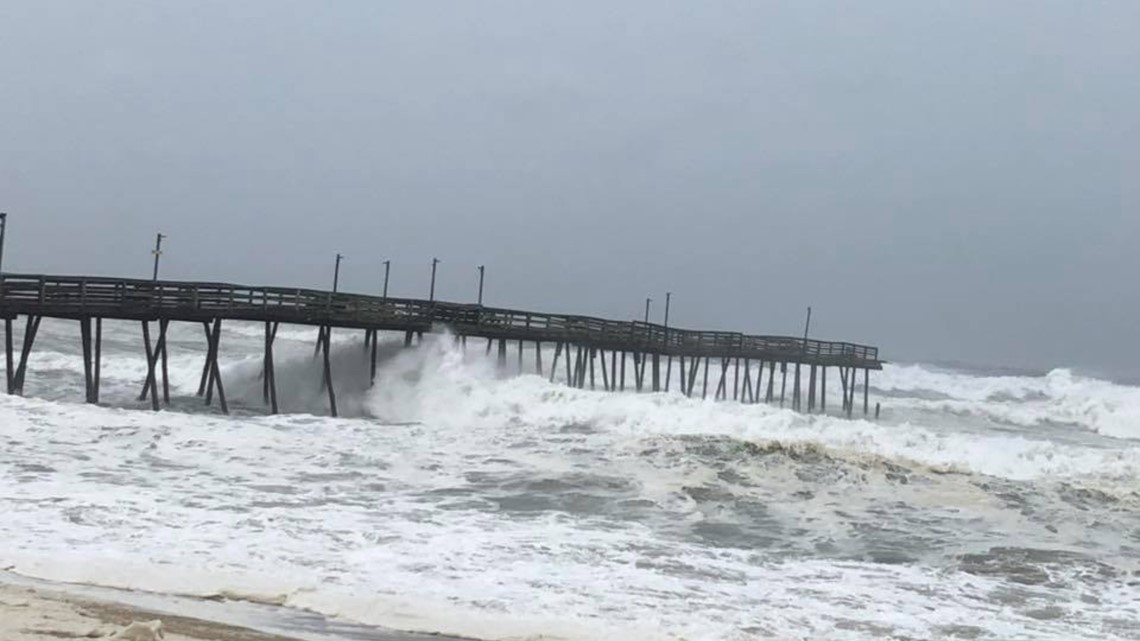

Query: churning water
[[1, 318, 1139, 640]]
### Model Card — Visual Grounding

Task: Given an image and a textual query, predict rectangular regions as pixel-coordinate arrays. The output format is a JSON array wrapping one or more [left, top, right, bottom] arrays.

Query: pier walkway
[[0, 273, 882, 417]]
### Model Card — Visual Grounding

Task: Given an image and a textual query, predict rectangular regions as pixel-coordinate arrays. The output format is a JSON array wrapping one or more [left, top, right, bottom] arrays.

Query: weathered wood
[[664, 356, 673, 392], [535, 341, 543, 376], [517, 339, 524, 374], [779, 362, 788, 407], [715, 357, 729, 400], [93, 318, 102, 403], [267, 323, 279, 414], [139, 321, 155, 405], [652, 354, 660, 392], [599, 349, 610, 390], [733, 358, 741, 401], [808, 364, 817, 413], [205, 318, 228, 414], [160, 319, 170, 405], [564, 342, 573, 384], [793, 362, 801, 411], [766, 360, 776, 403], [633, 351, 643, 391], [550, 342, 563, 383], [13, 315, 42, 395], [196, 321, 211, 397], [620, 351, 626, 391], [321, 324, 337, 417], [369, 325, 379, 385], [79, 318, 93, 403], [678, 354, 687, 396], [702, 356, 710, 400], [742, 358, 752, 403], [611, 344, 620, 390], [821, 366, 827, 412], [863, 368, 870, 415], [498, 339, 507, 370], [688, 356, 700, 397], [589, 347, 597, 390], [839, 366, 850, 414], [4, 317, 13, 394]]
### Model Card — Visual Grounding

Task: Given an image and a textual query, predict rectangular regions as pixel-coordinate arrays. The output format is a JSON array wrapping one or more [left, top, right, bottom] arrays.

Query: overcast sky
[[1, 2, 1136, 374]]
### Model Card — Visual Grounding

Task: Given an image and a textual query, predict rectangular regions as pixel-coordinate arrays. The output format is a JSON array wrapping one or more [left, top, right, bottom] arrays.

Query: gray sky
[[1, 1, 1136, 374]]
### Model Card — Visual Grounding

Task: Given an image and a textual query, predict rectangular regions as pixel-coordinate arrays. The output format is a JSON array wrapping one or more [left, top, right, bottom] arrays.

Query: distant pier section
[[0, 273, 882, 418]]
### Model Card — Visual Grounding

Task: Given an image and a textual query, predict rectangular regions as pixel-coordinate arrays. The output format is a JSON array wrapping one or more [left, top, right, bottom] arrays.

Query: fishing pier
[[0, 273, 883, 417]]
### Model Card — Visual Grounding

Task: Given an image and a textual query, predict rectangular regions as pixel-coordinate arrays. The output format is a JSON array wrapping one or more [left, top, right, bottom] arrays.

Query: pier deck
[[0, 273, 882, 417]]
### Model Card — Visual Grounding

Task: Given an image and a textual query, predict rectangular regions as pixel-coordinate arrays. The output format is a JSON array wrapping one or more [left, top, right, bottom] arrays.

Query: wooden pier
[[0, 273, 882, 417]]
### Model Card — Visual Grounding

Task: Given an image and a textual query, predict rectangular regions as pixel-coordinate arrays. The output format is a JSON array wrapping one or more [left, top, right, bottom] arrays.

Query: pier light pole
[[802, 306, 812, 345], [644, 297, 652, 324], [429, 257, 440, 302], [0, 213, 7, 275], [477, 265, 485, 305], [663, 292, 671, 329], [333, 253, 344, 293], [151, 233, 165, 281], [382, 260, 391, 299]]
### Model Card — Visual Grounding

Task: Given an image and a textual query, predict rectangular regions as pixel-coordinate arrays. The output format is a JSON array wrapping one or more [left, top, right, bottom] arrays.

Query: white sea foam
[[2, 319, 1139, 640], [879, 364, 1140, 440]]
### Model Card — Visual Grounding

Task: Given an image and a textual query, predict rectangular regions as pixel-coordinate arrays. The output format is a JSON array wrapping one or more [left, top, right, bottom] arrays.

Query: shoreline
[[0, 575, 472, 641]]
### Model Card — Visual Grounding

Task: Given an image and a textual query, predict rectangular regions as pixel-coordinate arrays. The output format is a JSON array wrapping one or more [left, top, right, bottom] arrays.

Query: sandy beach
[[0, 579, 471, 641], [1, 582, 302, 641]]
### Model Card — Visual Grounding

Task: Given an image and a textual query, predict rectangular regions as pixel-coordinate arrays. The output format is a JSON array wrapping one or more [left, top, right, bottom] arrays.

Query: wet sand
[[0, 580, 472, 641]]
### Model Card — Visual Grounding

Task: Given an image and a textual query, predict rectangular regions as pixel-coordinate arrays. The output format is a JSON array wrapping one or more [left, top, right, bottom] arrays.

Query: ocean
[[1, 317, 1138, 640]]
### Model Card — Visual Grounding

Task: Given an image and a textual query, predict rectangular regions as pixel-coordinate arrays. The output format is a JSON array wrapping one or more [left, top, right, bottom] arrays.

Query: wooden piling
[[369, 325, 378, 385], [93, 318, 102, 403], [4, 317, 13, 394], [139, 321, 156, 407], [589, 347, 597, 390], [808, 364, 817, 413], [620, 351, 627, 391], [321, 324, 337, 417], [702, 356, 710, 400], [204, 318, 228, 414], [196, 321, 211, 397], [79, 318, 94, 403], [656, 351, 665, 392], [742, 359, 752, 403], [733, 358, 741, 401], [715, 357, 729, 400], [13, 315, 41, 395], [766, 361, 776, 403], [266, 322, 278, 414], [863, 368, 870, 415], [535, 341, 543, 376], [550, 342, 563, 383], [793, 362, 801, 411], [820, 366, 827, 413], [159, 319, 170, 405], [779, 362, 788, 407], [600, 349, 610, 390]]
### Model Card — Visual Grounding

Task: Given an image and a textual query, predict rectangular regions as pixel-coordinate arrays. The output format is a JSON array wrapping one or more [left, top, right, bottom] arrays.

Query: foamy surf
[[2, 318, 1139, 640]]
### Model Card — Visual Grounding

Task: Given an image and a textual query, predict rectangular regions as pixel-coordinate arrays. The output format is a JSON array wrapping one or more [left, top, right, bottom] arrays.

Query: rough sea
[[2, 318, 1138, 640]]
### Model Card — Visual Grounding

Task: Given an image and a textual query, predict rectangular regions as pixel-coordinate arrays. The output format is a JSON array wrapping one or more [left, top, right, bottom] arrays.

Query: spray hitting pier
[[0, 273, 882, 417]]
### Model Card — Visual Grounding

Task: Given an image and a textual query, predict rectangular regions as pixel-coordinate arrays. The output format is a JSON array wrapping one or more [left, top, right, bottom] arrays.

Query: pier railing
[[0, 273, 880, 367]]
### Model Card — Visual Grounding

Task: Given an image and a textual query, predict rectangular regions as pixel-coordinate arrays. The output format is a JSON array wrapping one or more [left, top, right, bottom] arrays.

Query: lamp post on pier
[[644, 297, 652, 324], [429, 258, 440, 302], [151, 233, 166, 281], [0, 213, 8, 275], [477, 265, 485, 305], [382, 260, 390, 299], [332, 253, 344, 292]]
